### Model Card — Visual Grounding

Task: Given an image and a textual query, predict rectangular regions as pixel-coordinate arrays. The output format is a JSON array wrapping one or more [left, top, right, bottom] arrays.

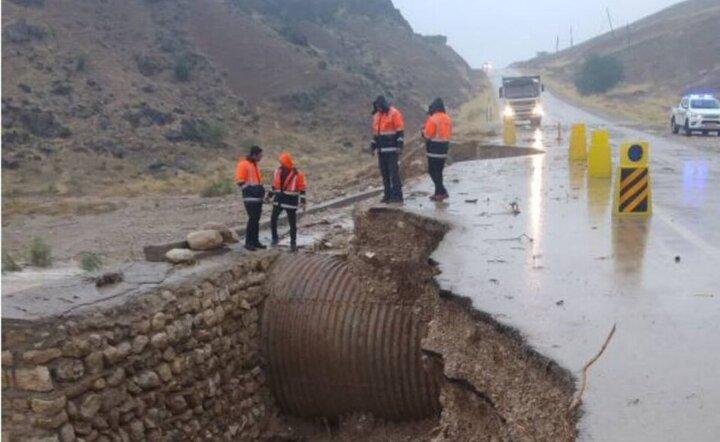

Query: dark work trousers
[[270, 205, 298, 244], [428, 157, 447, 196], [378, 152, 403, 201], [244, 202, 262, 246]]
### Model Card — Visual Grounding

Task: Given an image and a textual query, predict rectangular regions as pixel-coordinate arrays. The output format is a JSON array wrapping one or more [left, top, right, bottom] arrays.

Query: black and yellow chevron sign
[[615, 141, 652, 216], [618, 168, 650, 213]]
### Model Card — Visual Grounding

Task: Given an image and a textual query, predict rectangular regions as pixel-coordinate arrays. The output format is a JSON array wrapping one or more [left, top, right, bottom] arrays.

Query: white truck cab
[[671, 94, 720, 136], [499, 76, 545, 127]]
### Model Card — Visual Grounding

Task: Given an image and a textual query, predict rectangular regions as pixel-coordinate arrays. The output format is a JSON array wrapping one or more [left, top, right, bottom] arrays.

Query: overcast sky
[[392, 0, 682, 68]]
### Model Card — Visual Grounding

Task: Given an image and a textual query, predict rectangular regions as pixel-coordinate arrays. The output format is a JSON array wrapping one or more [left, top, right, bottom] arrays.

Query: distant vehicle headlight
[[532, 104, 544, 116], [503, 106, 515, 118]]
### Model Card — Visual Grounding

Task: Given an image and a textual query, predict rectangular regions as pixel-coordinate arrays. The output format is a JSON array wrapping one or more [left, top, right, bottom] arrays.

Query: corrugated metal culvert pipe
[[262, 254, 441, 421]]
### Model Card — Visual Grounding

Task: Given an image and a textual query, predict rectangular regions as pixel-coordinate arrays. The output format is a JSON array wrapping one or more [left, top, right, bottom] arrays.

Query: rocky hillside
[[2, 0, 475, 202], [516, 0, 720, 124]]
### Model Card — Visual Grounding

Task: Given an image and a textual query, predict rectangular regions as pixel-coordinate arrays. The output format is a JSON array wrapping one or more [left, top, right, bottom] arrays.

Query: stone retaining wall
[[2, 252, 279, 441]]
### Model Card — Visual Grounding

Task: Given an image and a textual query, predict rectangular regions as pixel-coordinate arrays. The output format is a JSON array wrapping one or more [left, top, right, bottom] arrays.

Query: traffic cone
[[588, 129, 611, 178], [503, 115, 516, 146], [569, 123, 587, 161]]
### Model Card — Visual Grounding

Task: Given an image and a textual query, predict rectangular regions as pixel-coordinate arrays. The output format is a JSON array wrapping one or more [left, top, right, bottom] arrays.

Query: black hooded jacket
[[428, 98, 446, 115], [373, 95, 390, 114]]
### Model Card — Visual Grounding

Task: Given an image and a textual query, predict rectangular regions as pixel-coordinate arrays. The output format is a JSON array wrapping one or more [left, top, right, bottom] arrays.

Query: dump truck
[[499, 75, 545, 127]]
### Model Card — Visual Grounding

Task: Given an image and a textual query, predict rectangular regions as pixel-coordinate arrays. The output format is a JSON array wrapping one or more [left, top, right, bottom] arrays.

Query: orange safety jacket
[[422, 111, 453, 159], [235, 158, 265, 203], [269, 167, 307, 210], [371, 106, 405, 154]]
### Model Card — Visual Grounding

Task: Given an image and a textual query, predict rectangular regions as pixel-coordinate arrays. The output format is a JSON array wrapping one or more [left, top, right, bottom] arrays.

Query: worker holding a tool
[[268, 152, 306, 252]]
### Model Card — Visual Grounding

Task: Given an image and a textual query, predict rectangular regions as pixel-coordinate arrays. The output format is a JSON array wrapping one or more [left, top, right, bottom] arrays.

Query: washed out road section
[[404, 83, 720, 441]]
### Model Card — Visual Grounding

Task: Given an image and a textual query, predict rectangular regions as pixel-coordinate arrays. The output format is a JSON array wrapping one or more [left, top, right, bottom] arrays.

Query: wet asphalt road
[[405, 74, 720, 441]]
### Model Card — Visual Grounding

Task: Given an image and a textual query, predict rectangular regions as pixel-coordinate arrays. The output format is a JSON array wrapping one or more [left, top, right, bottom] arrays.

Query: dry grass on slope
[[518, 0, 720, 127]]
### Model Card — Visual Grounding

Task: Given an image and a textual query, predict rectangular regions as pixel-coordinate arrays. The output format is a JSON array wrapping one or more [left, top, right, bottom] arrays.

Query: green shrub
[[199, 122, 227, 148], [201, 178, 235, 198], [29, 238, 52, 268], [180, 119, 227, 148], [79, 252, 102, 272], [574, 54, 624, 95], [135, 53, 162, 77], [278, 26, 309, 46], [76, 53, 89, 72], [2, 251, 22, 273], [174, 57, 190, 82]]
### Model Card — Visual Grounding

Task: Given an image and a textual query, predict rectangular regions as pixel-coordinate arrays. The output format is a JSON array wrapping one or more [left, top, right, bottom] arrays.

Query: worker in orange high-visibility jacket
[[370, 95, 404, 203], [235, 145, 266, 251], [268, 152, 306, 252], [422, 98, 453, 201]]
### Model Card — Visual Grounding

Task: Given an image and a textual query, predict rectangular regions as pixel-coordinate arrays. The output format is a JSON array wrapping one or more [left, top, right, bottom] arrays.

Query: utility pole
[[570, 25, 574, 47], [556, 35, 560, 53], [625, 21, 631, 47], [606, 7, 616, 38]]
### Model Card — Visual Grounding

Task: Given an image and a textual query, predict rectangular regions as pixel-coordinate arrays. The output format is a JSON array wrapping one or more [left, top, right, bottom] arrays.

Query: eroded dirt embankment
[[265, 205, 578, 441]]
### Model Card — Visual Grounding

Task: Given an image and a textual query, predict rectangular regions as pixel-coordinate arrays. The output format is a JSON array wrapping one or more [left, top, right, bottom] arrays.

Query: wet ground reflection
[[568, 160, 585, 192], [612, 217, 650, 281], [681, 160, 709, 207], [587, 176, 612, 223]]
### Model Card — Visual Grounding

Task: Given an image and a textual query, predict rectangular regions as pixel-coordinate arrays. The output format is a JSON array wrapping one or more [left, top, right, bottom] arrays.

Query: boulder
[[144, 240, 188, 262], [166, 248, 196, 264], [186, 230, 223, 251], [201, 222, 239, 244]]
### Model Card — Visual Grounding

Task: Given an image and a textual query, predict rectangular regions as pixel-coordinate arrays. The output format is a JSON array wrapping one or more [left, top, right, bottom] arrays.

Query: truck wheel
[[671, 118, 679, 134], [684, 120, 692, 136], [702, 130, 709, 136]]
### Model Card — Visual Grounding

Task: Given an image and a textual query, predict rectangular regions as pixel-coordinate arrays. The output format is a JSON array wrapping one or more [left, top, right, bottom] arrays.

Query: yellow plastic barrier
[[614, 141, 651, 216], [569, 123, 587, 161], [588, 129, 612, 178], [503, 115, 516, 146]]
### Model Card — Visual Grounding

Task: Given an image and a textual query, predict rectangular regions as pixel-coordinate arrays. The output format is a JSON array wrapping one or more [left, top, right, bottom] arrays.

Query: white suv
[[671, 94, 720, 136]]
